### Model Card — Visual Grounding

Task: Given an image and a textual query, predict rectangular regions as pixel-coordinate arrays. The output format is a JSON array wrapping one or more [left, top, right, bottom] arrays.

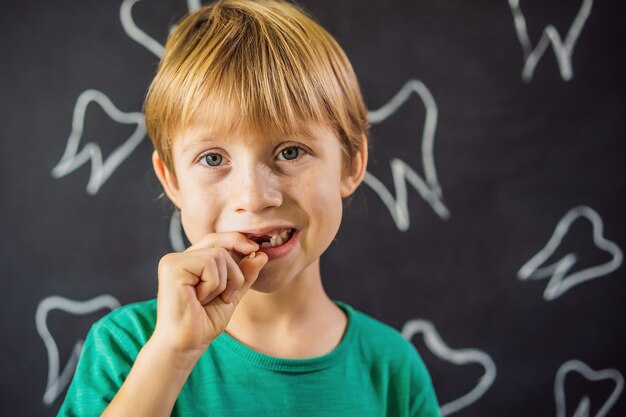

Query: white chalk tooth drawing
[[402, 319, 496, 416], [365, 79, 450, 232], [51, 89, 146, 195], [186, 0, 202, 12], [120, 0, 201, 58], [554, 359, 624, 417], [508, 0, 593, 82], [120, 0, 164, 58], [36, 294, 121, 405], [517, 205, 623, 301]]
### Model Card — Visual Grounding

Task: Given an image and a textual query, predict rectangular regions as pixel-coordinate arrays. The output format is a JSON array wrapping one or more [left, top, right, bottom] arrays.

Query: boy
[[58, 0, 441, 416]]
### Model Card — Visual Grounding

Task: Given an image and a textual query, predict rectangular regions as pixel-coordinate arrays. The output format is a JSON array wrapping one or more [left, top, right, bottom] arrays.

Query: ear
[[152, 150, 182, 208], [340, 133, 368, 198]]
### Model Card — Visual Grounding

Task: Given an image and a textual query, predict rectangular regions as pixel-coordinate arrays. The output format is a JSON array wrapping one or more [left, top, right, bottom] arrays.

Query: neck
[[223, 258, 349, 359]]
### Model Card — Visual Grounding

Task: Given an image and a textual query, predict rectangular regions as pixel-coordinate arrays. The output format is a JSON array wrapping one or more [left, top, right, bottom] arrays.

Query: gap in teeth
[[260, 228, 293, 248]]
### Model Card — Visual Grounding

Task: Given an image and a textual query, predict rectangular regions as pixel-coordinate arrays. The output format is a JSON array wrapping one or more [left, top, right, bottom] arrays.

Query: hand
[[150, 232, 268, 362]]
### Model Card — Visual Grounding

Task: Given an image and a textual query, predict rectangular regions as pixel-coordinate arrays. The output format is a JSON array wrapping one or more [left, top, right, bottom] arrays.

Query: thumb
[[237, 251, 269, 295]]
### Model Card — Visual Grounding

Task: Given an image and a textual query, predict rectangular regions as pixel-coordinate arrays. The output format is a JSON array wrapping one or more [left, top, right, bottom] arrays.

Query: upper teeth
[[259, 228, 292, 248]]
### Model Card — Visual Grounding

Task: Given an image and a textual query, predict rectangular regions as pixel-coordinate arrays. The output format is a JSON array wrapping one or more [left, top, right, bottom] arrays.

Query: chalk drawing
[[517, 205, 623, 301], [187, 0, 202, 12], [508, 0, 593, 82], [554, 359, 623, 417], [121, 0, 202, 58], [365, 79, 450, 231], [55, 0, 212, 194], [51, 89, 146, 195], [402, 319, 496, 416], [120, 0, 164, 58], [36, 294, 121, 405]]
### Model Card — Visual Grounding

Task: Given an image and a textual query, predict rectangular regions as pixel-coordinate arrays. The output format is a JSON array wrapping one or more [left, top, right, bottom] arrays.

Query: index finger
[[186, 231, 259, 261]]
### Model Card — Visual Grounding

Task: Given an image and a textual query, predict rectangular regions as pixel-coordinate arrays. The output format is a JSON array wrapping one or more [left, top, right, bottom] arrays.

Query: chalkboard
[[1, 0, 625, 415]]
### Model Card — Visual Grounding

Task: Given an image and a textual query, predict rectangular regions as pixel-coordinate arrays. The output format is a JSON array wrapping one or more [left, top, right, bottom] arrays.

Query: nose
[[231, 162, 283, 213]]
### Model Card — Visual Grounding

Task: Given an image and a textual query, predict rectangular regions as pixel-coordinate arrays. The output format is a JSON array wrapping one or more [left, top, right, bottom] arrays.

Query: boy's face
[[153, 111, 366, 292]]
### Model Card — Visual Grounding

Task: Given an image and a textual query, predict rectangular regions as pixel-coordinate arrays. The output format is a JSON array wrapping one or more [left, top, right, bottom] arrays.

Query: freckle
[[248, 251, 256, 259]]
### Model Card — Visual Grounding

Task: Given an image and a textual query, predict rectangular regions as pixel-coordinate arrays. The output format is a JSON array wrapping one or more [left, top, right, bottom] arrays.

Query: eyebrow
[[180, 128, 322, 153], [181, 135, 222, 153]]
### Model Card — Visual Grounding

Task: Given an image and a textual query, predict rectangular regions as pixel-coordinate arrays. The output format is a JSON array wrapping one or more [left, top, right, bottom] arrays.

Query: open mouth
[[248, 228, 296, 249]]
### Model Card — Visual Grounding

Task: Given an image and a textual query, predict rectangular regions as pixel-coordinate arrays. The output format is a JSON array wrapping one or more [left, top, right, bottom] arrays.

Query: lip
[[253, 228, 300, 261]]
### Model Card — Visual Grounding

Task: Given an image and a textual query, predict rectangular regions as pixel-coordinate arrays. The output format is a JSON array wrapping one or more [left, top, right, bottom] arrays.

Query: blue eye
[[203, 153, 223, 166], [279, 147, 302, 161]]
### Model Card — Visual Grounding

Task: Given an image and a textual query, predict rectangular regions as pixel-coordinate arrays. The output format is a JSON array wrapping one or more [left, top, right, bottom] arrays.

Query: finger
[[219, 252, 246, 303], [195, 249, 226, 305], [159, 252, 205, 289], [187, 231, 259, 259], [233, 251, 269, 302]]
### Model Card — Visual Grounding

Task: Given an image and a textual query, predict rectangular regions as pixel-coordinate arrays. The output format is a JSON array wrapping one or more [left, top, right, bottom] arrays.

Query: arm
[[101, 338, 200, 417], [57, 232, 267, 417]]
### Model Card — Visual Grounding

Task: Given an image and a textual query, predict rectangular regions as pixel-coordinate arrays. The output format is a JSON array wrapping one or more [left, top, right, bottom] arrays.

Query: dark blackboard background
[[1, 0, 625, 415]]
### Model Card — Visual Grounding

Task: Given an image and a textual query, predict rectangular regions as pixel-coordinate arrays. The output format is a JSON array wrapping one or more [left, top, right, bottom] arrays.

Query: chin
[[249, 269, 292, 293], [249, 277, 284, 293]]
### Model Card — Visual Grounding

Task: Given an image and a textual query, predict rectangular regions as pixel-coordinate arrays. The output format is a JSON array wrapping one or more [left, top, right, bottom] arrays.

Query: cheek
[[298, 170, 344, 247], [178, 180, 222, 244]]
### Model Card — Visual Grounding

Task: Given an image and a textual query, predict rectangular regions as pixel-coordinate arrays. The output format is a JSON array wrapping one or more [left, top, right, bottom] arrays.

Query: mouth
[[245, 228, 297, 249]]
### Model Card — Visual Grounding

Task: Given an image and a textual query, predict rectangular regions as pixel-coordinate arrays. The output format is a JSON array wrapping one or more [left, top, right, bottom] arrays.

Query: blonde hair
[[143, 0, 369, 177]]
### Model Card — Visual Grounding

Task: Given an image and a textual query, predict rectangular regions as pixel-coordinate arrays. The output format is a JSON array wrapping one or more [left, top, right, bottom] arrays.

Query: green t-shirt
[[58, 299, 440, 416]]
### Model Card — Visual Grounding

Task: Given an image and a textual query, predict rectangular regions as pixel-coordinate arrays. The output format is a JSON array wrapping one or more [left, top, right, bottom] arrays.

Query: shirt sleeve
[[56, 319, 140, 417], [408, 348, 441, 417]]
